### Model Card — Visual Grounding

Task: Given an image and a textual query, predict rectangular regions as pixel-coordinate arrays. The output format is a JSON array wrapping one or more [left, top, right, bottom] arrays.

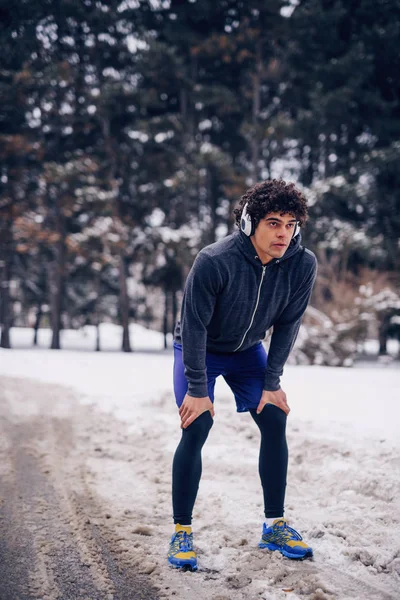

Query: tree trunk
[[250, 40, 262, 184], [301, 144, 315, 187], [49, 7, 67, 351], [100, 112, 131, 354], [94, 269, 101, 352], [95, 323, 101, 352], [378, 332, 387, 355], [172, 290, 178, 336], [378, 314, 390, 355], [180, 53, 197, 141], [206, 167, 218, 244], [33, 301, 43, 346], [0, 260, 12, 349], [0, 220, 13, 349], [163, 286, 169, 350], [118, 253, 131, 352], [49, 194, 66, 350]]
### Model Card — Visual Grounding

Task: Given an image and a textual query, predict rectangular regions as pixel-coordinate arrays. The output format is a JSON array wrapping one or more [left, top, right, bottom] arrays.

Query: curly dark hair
[[233, 179, 309, 229]]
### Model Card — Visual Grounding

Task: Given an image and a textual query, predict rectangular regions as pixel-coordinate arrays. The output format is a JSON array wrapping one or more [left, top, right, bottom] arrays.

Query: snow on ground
[[1, 326, 400, 599]]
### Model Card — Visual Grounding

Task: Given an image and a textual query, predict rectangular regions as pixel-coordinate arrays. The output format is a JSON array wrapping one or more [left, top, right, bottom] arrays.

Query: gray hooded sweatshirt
[[174, 229, 317, 398]]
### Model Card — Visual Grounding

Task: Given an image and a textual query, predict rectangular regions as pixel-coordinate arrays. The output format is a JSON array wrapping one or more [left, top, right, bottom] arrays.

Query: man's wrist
[[187, 384, 209, 398], [263, 378, 281, 392]]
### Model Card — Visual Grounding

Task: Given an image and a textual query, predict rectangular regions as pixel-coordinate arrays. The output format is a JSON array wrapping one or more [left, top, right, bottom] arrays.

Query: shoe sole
[[168, 557, 198, 571], [259, 541, 313, 560]]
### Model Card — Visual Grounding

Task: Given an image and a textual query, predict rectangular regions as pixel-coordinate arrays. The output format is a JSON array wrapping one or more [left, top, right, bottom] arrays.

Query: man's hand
[[256, 389, 290, 416], [179, 394, 215, 429]]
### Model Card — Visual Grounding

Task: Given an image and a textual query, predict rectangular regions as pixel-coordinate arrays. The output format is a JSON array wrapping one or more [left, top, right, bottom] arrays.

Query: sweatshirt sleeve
[[180, 252, 221, 398], [264, 255, 317, 392]]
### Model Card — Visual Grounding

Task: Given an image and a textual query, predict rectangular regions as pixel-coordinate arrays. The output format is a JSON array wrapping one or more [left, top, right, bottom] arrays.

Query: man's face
[[252, 212, 298, 260]]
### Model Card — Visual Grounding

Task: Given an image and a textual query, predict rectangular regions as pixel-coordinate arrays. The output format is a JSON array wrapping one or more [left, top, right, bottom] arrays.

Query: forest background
[[1, 0, 399, 365]]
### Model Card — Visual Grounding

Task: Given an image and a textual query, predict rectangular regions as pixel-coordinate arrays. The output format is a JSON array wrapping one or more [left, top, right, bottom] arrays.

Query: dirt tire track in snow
[[0, 376, 159, 600]]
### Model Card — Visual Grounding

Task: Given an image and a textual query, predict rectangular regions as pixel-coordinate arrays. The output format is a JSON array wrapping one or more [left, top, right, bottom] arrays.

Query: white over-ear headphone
[[240, 202, 255, 236], [240, 202, 300, 238]]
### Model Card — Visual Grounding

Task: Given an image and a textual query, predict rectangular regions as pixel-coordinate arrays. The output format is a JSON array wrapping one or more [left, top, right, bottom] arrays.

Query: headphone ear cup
[[241, 216, 249, 236], [240, 202, 254, 236]]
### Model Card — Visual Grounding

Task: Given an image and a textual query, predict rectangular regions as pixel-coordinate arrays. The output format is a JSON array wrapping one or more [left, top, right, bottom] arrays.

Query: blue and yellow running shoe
[[259, 519, 313, 560], [168, 524, 197, 570]]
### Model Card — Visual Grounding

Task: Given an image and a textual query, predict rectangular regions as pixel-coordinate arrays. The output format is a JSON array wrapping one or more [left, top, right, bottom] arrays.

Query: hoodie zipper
[[234, 264, 267, 352]]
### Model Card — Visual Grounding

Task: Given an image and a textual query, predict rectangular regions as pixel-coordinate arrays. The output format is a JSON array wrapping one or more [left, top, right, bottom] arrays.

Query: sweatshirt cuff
[[263, 372, 281, 392], [187, 381, 209, 398]]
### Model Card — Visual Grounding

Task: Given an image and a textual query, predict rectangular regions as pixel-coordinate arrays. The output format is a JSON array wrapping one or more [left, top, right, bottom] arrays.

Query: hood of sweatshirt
[[233, 229, 303, 268]]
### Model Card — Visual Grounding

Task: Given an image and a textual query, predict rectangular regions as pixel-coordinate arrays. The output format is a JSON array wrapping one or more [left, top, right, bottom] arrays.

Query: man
[[168, 179, 317, 570]]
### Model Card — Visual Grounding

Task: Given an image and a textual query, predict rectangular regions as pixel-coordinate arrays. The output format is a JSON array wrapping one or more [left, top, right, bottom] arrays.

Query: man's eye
[[287, 223, 294, 228], [269, 222, 277, 226]]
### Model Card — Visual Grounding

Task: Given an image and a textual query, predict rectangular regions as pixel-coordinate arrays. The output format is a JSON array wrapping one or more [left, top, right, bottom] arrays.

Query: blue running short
[[173, 341, 268, 413]]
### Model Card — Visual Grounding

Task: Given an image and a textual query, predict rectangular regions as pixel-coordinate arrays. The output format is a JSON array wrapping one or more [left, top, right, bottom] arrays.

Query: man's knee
[[251, 404, 287, 436], [183, 410, 214, 444]]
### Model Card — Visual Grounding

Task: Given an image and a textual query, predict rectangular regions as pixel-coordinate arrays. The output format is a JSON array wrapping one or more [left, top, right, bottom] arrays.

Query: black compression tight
[[249, 404, 288, 518], [171, 404, 288, 524], [172, 411, 214, 525]]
